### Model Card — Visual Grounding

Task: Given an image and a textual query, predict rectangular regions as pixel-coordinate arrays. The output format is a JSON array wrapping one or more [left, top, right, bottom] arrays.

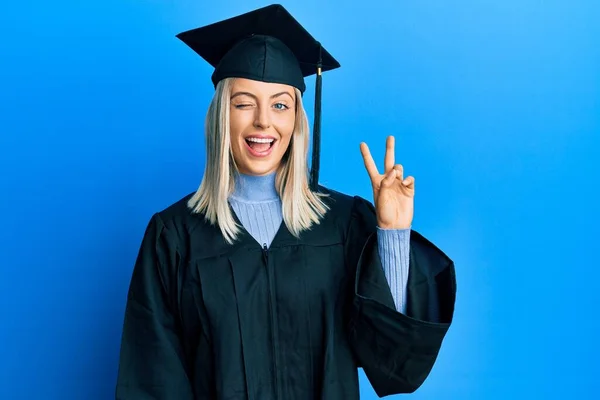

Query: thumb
[[381, 169, 396, 188]]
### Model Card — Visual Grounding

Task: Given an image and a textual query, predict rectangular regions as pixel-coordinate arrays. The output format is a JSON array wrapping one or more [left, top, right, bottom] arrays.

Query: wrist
[[377, 223, 411, 230]]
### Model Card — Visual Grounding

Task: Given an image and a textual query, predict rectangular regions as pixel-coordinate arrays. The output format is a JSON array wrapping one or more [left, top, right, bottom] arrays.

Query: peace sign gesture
[[360, 136, 415, 230]]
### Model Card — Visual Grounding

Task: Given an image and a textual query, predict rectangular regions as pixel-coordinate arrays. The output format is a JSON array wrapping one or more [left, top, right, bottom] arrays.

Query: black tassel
[[310, 43, 323, 191]]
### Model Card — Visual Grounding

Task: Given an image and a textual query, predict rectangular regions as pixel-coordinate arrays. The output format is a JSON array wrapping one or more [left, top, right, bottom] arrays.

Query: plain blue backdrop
[[1, 0, 599, 398]]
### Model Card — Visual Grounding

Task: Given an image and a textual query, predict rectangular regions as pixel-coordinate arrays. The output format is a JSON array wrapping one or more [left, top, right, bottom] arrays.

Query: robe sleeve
[[115, 213, 194, 399], [345, 196, 457, 397]]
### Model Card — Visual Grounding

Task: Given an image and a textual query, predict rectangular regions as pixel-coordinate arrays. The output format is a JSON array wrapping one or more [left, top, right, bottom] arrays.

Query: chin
[[239, 161, 278, 176]]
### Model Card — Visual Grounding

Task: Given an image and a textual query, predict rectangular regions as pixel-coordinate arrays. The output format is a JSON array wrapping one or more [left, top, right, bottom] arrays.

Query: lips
[[244, 135, 277, 157]]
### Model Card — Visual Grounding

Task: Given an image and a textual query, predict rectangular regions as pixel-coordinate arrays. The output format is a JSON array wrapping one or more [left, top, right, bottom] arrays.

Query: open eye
[[273, 103, 289, 111]]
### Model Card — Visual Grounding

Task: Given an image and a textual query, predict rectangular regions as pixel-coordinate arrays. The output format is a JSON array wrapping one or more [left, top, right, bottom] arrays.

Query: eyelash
[[273, 103, 289, 110], [234, 103, 290, 111]]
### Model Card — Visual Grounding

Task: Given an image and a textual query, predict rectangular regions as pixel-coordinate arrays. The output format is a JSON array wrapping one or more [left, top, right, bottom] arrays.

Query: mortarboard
[[176, 4, 340, 190]]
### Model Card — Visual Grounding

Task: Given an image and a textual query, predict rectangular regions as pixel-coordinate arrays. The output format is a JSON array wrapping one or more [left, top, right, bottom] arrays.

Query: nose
[[253, 104, 271, 129]]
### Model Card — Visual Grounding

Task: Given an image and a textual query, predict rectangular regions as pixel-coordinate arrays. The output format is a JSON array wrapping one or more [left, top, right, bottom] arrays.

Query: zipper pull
[[262, 243, 268, 263]]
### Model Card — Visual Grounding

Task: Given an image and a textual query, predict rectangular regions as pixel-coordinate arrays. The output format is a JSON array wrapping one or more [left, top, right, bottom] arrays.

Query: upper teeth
[[247, 138, 274, 143]]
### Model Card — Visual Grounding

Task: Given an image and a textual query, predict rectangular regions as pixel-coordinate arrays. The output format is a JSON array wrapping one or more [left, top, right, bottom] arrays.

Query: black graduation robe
[[115, 187, 456, 399]]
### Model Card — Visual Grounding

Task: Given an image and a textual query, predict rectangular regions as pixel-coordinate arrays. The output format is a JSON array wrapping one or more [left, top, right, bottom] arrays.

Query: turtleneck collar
[[230, 171, 279, 202]]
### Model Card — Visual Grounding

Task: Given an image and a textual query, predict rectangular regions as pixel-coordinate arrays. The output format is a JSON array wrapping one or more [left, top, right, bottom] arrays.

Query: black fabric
[[345, 197, 456, 397], [115, 187, 456, 399], [176, 4, 340, 93]]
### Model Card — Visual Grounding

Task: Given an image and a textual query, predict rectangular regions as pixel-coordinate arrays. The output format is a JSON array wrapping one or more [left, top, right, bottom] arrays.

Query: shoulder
[[314, 185, 377, 237], [318, 185, 375, 221], [156, 191, 195, 220], [148, 191, 209, 241]]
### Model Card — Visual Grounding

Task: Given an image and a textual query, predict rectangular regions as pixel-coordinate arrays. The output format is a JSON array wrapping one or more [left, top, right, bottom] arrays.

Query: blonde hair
[[187, 77, 329, 244]]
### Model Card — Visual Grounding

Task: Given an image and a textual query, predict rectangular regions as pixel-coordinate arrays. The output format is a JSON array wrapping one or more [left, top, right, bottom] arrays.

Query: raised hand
[[360, 135, 415, 230]]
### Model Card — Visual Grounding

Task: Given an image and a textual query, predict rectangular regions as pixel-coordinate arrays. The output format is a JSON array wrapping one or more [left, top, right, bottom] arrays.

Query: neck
[[231, 171, 279, 202]]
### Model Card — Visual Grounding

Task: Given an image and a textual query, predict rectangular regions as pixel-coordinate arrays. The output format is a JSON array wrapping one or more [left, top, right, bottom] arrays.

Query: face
[[229, 78, 296, 176]]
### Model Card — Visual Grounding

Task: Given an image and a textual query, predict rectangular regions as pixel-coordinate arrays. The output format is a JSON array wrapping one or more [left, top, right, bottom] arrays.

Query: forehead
[[231, 78, 295, 96]]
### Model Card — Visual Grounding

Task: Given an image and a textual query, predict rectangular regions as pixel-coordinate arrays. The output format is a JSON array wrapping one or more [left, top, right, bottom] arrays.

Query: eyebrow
[[231, 91, 295, 101]]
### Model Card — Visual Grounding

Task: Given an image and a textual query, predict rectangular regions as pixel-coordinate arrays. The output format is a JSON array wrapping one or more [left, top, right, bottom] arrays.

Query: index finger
[[360, 142, 380, 181]]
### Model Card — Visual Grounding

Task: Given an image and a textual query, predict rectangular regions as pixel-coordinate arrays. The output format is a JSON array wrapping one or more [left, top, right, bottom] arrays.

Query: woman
[[115, 4, 456, 400]]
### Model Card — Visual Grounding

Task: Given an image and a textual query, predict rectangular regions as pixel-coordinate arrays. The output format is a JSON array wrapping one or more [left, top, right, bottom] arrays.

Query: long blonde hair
[[187, 77, 329, 244]]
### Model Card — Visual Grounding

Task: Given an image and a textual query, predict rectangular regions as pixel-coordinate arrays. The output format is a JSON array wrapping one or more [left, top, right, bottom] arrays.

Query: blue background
[[1, 0, 599, 398]]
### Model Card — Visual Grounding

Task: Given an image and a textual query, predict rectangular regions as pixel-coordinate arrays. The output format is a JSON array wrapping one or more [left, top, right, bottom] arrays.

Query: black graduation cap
[[176, 4, 340, 190]]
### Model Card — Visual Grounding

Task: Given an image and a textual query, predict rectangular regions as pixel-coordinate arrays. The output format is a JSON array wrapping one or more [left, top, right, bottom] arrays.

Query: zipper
[[262, 243, 269, 264], [262, 243, 280, 398]]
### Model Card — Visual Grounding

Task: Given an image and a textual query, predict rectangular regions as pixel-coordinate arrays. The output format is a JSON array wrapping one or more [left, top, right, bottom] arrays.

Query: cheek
[[275, 113, 296, 142], [229, 110, 249, 144]]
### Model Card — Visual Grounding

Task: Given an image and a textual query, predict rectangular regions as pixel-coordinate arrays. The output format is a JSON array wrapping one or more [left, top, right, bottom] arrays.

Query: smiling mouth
[[245, 137, 276, 153]]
